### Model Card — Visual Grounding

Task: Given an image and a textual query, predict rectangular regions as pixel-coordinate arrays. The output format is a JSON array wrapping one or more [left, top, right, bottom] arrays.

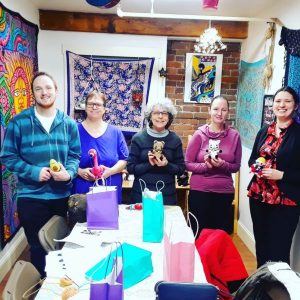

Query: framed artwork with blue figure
[[184, 53, 223, 103]]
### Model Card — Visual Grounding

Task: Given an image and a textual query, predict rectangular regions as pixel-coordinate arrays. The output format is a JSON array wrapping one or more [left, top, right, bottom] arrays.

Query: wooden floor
[[0, 234, 256, 296]]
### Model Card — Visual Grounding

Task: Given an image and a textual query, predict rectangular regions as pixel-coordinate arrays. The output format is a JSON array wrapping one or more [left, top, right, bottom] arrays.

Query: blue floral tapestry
[[236, 58, 266, 149], [66, 51, 154, 135], [0, 2, 38, 248]]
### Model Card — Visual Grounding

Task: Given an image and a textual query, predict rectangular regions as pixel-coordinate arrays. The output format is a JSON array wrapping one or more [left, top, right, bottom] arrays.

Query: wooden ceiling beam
[[39, 10, 248, 39]]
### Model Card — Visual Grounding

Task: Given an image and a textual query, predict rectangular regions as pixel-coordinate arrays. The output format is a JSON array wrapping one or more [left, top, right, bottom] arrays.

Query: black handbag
[[68, 193, 87, 229]]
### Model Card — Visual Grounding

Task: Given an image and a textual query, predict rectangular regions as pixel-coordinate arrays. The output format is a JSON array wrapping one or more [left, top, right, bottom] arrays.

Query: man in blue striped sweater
[[0, 72, 81, 277]]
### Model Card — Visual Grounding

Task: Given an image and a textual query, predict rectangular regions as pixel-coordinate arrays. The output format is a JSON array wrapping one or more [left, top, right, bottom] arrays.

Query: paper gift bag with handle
[[87, 182, 118, 230], [89, 243, 124, 300], [163, 212, 197, 282], [140, 179, 165, 243], [86, 243, 153, 289]]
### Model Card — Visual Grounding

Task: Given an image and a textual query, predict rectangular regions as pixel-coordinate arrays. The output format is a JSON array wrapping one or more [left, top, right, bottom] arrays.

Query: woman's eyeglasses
[[152, 111, 169, 117], [86, 102, 104, 108]]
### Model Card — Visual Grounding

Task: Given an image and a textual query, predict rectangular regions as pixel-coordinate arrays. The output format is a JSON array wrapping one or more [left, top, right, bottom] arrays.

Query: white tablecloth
[[35, 205, 206, 300]]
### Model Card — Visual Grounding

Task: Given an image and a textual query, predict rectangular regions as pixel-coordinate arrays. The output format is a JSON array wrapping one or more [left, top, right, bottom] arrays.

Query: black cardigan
[[248, 121, 300, 204], [127, 129, 185, 205]]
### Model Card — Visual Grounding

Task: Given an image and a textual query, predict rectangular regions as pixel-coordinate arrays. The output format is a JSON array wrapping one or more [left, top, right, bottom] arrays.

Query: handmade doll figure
[[206, 139, 222, 159], [250, 157, 266, 176], [152, 140, 165, 160]]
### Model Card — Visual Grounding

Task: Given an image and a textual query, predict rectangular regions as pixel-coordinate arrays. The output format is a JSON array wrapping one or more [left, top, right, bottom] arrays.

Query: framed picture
[[184, 53, 223, 103], [261, 94, 275, 127]]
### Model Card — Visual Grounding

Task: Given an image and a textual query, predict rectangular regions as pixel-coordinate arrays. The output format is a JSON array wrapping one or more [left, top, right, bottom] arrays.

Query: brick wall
[[166, 40, 241, 150]]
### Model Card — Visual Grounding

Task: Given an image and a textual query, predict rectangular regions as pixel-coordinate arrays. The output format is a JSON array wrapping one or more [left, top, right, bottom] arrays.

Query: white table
[[35, 205, 206, 299]]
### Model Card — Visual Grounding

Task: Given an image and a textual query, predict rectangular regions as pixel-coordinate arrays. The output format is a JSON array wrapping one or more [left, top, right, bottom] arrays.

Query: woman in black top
[[127, 98, 185, 205], [248, 86, 300, 268]]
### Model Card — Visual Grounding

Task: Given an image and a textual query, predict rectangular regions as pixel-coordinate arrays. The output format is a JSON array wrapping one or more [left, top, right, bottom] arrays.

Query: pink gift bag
[[163, 216, 195, 282]]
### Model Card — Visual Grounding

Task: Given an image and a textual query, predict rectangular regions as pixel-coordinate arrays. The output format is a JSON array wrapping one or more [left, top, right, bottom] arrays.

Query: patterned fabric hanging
[[279, 26, 300, 56]]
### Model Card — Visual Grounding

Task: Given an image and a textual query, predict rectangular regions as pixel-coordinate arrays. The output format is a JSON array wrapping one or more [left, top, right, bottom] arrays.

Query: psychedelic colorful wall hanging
[[236, 58, 266, 149], [0, 2, 38, 248], [184, 53, 223, 103], [66, 51, 154, 135]]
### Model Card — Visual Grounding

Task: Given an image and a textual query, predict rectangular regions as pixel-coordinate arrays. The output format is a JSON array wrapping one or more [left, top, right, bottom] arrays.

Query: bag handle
[[139, 179, 165, 192], [89, 246, 113, 281], [105, 242, 123, 278], [156, 180, 165, 192], [113, 242, 124, 279], [187, 211, 199, 239], [93, 176, 112, 190], [93, 178, 105, 188], [89, 242, 123, 281], [139, 178, 147, 192]]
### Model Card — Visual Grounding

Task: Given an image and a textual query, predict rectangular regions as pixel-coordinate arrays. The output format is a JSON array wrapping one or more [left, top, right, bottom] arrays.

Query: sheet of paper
[[53, 223, 102, 247]]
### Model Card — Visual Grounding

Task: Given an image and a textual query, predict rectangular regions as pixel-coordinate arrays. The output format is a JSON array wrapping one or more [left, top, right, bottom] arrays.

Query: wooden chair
[[38, 215, 70, 252], [2, 260, 41, 300]]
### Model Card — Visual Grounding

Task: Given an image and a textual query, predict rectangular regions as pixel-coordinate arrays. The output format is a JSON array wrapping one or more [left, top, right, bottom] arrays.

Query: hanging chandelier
[[194, 23, 226, 54]]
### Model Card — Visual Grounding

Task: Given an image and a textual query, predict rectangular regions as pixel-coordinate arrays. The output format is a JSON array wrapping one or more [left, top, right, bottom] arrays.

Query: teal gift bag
[[85, 243, 153, 289], [140, 179, 165, 243]]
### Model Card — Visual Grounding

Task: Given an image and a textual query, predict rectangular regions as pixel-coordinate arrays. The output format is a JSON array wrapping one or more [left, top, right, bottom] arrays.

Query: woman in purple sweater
[[185, 95, 242, 237]]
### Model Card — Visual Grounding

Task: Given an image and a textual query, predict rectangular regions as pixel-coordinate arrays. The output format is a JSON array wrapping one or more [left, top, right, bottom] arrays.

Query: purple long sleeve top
[[185, 124, 242, 193]]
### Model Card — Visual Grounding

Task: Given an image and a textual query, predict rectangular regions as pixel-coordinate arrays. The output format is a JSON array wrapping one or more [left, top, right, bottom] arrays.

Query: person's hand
[[79, 167, 95, 181], [39, 167, 52, 182], [50, 163, 71, 182], [101, 165, 113, 180], [210, 157, 225, 168], [148, 151, 156, 166], [261, 168, 284, 180], [155, 155, 168, 167], [205, 160, 213, 169], [204, 154, 213, 168]]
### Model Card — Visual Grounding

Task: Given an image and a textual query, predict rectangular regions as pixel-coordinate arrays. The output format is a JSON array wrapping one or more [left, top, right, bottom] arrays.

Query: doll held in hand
[[250, 157, 266, 176]]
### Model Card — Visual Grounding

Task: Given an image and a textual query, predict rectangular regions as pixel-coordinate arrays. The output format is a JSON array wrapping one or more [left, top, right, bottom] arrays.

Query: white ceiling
[[29, 0, 279, 20]]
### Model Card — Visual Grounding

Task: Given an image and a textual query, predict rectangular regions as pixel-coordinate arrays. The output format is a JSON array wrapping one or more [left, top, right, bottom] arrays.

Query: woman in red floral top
[[248, 86, 300, 268]]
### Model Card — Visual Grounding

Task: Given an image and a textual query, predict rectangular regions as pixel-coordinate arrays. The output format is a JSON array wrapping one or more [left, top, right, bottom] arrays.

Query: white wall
[[238, 0, 300, 254], [38, 31, 167, 112], [0, 0, 39, 282], [1, 0, 39, 25]]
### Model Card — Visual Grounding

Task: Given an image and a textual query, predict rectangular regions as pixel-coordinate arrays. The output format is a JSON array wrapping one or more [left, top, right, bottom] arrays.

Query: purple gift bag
[[87, 185, 119, 230], [90, 244, 124, 300]]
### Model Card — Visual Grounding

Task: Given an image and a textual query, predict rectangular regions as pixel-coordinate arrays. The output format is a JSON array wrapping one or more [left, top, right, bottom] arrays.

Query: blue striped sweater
[[0, 106, 81, 200]]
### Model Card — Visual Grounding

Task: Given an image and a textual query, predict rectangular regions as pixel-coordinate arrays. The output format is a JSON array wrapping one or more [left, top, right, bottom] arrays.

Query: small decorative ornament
[[102, 0, 120, 8], [194, 26, 226, 54], [132, 90, 143, 105], [202, 0, 219, 9], [158, 67, 167, 78], [85, 0, 120, 8]]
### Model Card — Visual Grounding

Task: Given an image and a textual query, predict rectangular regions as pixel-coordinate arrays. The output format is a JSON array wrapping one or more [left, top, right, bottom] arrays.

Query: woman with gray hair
[[127, 98, 185, 205]]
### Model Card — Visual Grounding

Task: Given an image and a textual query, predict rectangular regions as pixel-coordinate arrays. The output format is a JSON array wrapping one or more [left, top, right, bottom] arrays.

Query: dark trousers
[[188, 190, 234, 238], [249, 198, 300, 268], [17, 197, 68, 277]]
